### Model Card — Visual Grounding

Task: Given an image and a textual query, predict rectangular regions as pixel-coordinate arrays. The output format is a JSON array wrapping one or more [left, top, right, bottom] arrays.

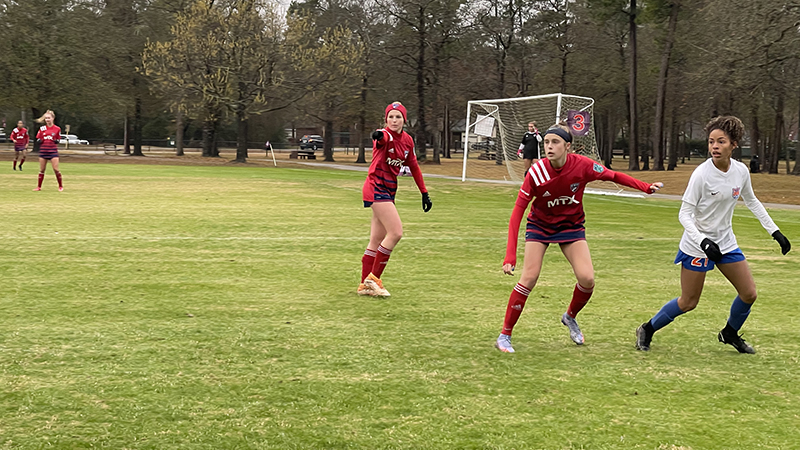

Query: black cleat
[[635, 323, 653, 351], [718, 328, 755, 354]]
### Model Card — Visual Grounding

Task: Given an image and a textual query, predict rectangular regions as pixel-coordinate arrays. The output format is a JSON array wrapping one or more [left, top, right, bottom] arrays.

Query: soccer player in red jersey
[[359, 102, 432, 297], [495, 123, 664, 353], [33, 110, 64, 191], [10, 120, 29, 171]]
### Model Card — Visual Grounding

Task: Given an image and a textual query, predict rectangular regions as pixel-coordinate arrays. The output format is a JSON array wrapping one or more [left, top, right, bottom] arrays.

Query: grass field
[[1, 163, 799, 449]]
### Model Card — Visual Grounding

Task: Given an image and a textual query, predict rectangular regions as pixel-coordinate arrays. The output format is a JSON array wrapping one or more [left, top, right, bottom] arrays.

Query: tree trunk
[[123, 114, 130, 154], [175, 109, 184, 156], [795, 91, 800, 175], [770, 94, 784, 174], [202, 119, 216, 157], [323, 119, 335, 162], [356, 75, 367, 164], [31, 107, 41, 153], [652, 0, 680, 171], [605, 114, 616, 168], [750, 108, 761, 170], [641, 122, 650, 170], [667, 109, 678, 170], [443, 103, 451, 159], [132, 95, 143, 156], [497, 47, 507, 98], [415, 5, 427, 161], [627, 0, 640, 171], [234, 108, 248, 163]]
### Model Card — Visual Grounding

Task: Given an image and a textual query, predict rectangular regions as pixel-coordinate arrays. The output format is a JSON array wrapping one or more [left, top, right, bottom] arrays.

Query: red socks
[[55, 171, 63, 188], [502, 283, 531, 336], [37, 172, 45, 188], [361, 249, 377, 283], [566, 283, 594, 318], [13, 160, 17, 170], [371, 245, 392, 278]]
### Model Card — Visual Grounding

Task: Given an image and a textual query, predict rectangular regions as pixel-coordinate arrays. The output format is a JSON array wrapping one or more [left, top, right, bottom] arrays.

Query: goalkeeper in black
[[517, 121, 542, 174]]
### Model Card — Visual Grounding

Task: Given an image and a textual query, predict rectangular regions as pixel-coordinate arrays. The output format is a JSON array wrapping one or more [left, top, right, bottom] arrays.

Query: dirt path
[[3, 148, 799, 205]]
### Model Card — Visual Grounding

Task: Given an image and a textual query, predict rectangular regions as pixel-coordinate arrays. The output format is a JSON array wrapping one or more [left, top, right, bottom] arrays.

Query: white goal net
[[461, 93, 598, 184]]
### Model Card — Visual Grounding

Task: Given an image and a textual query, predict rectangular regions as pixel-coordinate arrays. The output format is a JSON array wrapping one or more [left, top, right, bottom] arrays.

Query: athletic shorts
[[39, 151, 59, 160], [674, 248, 746, 272], [525, 219, 586, 244], [522, 146, 540, 160], [14, 146, 26, 152], [362, 180, 396, 208]]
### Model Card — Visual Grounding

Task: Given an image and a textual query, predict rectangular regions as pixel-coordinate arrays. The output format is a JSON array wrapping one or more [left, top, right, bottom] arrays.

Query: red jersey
[[36, 125, 61, 153], [362, 128, 427, 203], [10, 127, 30, 149], [505, 153, 653, 265]]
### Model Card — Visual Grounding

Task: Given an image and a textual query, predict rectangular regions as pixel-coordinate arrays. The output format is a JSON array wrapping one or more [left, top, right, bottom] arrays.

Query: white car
[[59, 134, 89, 145]]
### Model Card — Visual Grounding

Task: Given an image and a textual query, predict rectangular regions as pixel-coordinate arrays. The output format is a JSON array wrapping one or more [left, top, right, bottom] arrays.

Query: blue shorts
[[525, 220, 586, 244], [39, 151, 59, 160], [674, 248, 746, 272], [363, 197, 395, 208]]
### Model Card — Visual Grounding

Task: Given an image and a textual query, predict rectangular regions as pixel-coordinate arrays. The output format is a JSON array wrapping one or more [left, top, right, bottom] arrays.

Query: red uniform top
[[10, 127, 29, 149], [362, 128, 427, 202], [504, 153, 654, 266], [36, 125, 61, 153]]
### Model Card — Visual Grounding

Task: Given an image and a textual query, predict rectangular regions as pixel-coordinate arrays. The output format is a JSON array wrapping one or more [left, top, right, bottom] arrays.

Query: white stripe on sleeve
[[530, 165, 545, 186], [537, 160, 551, 181], [528, 167, 542, 186]]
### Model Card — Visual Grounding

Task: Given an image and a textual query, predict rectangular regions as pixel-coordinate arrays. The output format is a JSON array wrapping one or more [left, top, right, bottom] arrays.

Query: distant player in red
[[495, 123, 663, 353], [33, 110, 64, 191], [10, 120, 29, 171], [359, 102, 432, 297]]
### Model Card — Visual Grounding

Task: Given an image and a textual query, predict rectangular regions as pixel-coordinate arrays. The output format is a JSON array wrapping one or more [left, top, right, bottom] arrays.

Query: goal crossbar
[[461, 93, 596, 183]]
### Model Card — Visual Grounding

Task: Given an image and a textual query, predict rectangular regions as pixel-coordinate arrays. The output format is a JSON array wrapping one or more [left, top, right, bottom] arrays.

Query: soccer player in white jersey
[[495, 123, 663, 353], [635, 116, 791, 354]]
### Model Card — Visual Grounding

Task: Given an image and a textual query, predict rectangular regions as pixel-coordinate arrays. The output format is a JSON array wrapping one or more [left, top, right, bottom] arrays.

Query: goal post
[[461, 93, 597, 184]]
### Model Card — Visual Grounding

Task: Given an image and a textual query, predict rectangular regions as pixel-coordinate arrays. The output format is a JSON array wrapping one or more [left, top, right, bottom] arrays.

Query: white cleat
[[495, 333, 515, 353], [357, 283, 374, 296], [364, 273, 390, 297], [561, 312, 585, 345]]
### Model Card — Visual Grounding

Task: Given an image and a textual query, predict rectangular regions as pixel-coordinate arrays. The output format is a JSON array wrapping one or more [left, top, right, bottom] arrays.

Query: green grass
[[1, 162, 799, 449]]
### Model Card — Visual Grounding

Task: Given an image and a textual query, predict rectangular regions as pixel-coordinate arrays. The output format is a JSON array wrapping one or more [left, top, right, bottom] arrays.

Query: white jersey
[[678, 158, 778, 258]]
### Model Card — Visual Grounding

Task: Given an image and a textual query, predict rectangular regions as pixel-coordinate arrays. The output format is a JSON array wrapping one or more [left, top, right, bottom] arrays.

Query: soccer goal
[[461, 93, 597, 184]]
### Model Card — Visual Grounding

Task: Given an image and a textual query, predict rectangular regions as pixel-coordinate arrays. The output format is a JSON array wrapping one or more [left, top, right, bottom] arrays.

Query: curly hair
[[704, 116, 744, 145]]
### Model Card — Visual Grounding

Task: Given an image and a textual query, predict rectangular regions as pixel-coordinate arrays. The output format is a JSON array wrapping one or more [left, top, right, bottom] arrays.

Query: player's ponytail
[[35, 110, 55, 124]]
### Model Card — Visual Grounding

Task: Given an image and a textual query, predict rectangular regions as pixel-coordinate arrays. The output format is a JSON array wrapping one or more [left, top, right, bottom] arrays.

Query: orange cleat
[[364, 273, 390, 297]]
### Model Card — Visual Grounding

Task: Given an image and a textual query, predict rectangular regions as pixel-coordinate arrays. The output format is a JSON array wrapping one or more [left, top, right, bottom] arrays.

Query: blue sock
[[650, 298, 686, 331], [727, 295, 752, 331]]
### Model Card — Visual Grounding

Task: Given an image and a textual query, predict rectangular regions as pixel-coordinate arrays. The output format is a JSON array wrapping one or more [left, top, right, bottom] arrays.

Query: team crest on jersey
[[570, 183, 579, 192], [593, 163, 604, 173], [732, 186, 741, 199]]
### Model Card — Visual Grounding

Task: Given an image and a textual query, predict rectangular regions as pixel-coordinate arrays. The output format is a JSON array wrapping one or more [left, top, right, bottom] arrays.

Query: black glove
[[371, 130, 383, 141], [772, 230, 791, 255], [36, 138, 43, 145], [421, 192, 432, 212], [700, 238, 723, 263]]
